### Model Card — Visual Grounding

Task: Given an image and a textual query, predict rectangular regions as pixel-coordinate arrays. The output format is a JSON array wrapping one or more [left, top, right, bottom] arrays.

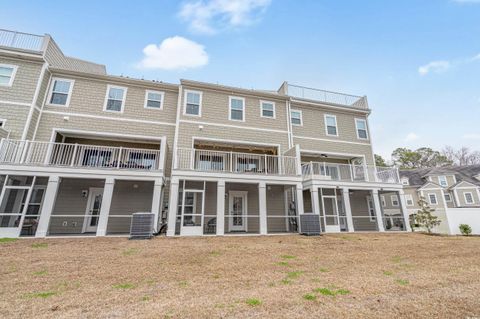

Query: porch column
[[341, 187, 354, 232], [371, 189, 385, 232], [296, 184, 305, 215], [311, 188, 321, 214], [96, 178, 115, 236], [35, 175, 60, 238], [166, 177, 179, 237], [398, 189, 412, 232], [216, 180, 225, 235], [151, 178, 163, 233], [259, 182, 267, 235]]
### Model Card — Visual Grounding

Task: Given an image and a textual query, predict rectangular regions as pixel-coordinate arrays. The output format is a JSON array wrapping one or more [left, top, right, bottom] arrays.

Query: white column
[[35, 175, 60, 238], [398, 189, 412, 232], [166, 177, 179, 237], [371, 189, 385, 232], [96, 178, 115, 236], [259, 182, 267, 235], [151, 178, 163, 233], [216, 180, 225, 235], [296, 184, 304, 215], [341, 187, 354, 232], [311, 188, 321, 214]]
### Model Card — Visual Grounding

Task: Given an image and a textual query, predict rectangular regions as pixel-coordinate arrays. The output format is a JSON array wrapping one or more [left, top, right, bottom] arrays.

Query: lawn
[[0, 233, 479, 318]]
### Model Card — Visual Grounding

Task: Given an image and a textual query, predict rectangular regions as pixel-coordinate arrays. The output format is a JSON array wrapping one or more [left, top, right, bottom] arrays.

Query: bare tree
[[442, 146, 480, 166]]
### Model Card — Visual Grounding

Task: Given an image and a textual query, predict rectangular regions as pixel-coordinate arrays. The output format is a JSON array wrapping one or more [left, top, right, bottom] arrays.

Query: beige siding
[[0, 103, 29, 139], [420, 188, 445, 209], [455, 188, 480, 207]]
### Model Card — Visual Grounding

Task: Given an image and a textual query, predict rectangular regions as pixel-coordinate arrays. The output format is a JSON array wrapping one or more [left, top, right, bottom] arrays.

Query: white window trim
[[355, 118, 369, 140], [290, 109, 303, 126], [0, 64, 18, 87], [324, 114, 338, 137], [401, 178, 409, 186], [103, 85, 127, 113], [228, 96, 245, 122], [405, 194, 414, 207], [183, 89, 202, 117], [438, 175, 448, 187], [260, 100, 276, 119], [444, 193, 452, 202], [428, 193, 438, 205], [144, 90, 164, 110], [464, 192, 475, 204], [391, 195, 399, 206], [46, 77, 75, 107], [381, 195, 386, 207]]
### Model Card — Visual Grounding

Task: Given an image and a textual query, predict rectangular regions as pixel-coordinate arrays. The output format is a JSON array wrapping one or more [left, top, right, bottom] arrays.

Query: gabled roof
[[400, 165, 480, 187], [418, 182, 443, 190], [449, 180, 479, 190]]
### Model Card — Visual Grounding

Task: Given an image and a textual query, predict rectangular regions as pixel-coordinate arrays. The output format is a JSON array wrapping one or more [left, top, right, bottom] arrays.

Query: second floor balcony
[[175, 148, 299, 176], [0, 139, 163, 172], [302, 162, 399, 184], [0, 29, 45, 52]]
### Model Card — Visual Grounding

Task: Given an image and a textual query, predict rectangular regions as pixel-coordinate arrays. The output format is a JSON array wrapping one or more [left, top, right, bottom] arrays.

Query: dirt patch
[[0, 233, 479, 318]]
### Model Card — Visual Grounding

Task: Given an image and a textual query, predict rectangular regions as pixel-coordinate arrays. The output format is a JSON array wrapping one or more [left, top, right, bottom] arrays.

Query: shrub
[[459, 224, 472, 236], [415, 197, 441, 233]]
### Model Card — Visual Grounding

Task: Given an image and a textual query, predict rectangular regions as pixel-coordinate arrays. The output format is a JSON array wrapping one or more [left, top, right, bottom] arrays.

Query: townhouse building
[[0, 29, 408, 238], [400, 165, 480, 234]]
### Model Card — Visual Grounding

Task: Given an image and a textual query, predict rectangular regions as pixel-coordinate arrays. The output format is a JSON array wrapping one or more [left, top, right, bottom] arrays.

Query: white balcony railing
[[301, 162, 399, 184], [287, 84, 368, 109], [0, 29, 45, 52], [176, 148, 299, 176], [0, 139, 162, 171]]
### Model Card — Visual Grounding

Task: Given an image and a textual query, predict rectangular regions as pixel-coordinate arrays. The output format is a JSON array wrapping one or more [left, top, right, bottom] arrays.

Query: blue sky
[[2, 0, 480, 159]]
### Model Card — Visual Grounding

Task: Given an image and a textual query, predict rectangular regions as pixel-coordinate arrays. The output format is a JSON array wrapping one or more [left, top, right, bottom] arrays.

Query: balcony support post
[[96, 178, 115, 236], [151, 178, 163, 233], [259, 182, 267, 235], [341, 187, 354, 232], [166, 177, 180, 236], [311, 187, 321, 215], [371, 189, 385, 232], [35, 175, 60, 237], [398, 189, 412, 232], [216, 180, 225, 235]]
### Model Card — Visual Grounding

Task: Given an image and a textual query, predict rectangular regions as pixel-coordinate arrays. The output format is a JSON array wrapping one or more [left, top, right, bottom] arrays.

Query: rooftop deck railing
[[0, 139, 162, 171], [0, 29, 45, 52], [175, 148, 299, 176], [302, 162, 399, 184], [287, 84, 368, 109]]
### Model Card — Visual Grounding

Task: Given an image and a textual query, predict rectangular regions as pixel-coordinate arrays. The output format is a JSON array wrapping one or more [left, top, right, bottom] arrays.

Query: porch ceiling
[[194, 140, 277, 155]]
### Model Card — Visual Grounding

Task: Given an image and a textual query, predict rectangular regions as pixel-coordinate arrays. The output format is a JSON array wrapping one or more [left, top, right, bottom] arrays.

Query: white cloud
[[138, 36, 208, 70], [179, 0, 271, 34], [418, 61, 450, 76], [463, 133, 480, 140], [404, 133, 419, 142]]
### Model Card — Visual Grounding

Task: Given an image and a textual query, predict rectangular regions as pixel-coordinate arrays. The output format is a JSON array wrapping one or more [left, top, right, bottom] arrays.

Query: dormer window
[[401, 177, 409, 185], [438, 176, 447, 187]]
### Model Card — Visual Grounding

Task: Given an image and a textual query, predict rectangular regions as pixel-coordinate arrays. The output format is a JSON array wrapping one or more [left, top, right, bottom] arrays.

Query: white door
[[322, 196, 340, 233], [0, 186, 32, 238], [180, 190, 204, 236], [229, 191, 247, 232], [83, 188, 103, 233]]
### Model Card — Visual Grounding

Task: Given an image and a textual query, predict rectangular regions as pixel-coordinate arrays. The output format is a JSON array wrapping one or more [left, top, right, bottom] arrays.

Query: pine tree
[[414, 196, 441, 233]]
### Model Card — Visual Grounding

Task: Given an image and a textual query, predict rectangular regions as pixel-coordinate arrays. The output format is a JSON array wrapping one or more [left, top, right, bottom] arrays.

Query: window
[[428, 193, 438, 205], [401, 178, 409, 186], [391, 195, 399, 206], [325, 114, 338, 136], [464, 192, 475, 204], [47, 78, 74, 106], [260, 101, 275, 118], [366, 196, 376, 221], [438, 176, 448, 187], [184, 90, 202, 116], [104, 85, 126, 112], [355, 118, 368, 139], [144, 90, 164, 109], [290, 110, 302, 126], [229, 96, 245, 121], [0, 64, 17, 87], [0, 118, 6, 128], [381, 195, 386, 207], [444, 193, 452, 202], [405, 194, 414, 206]]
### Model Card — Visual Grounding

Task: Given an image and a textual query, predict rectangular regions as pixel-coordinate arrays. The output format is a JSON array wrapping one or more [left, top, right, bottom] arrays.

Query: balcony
[[287, 83, 368, 109], [302, 162, 399, 184], [175, 148, 299, 176], [0, 29, 45, 52], [0, 139, 162, 171]]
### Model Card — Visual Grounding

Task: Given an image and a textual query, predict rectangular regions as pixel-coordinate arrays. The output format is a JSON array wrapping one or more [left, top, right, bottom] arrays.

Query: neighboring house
[[0, 29, 409, 238], [400, 166, 480, 234]]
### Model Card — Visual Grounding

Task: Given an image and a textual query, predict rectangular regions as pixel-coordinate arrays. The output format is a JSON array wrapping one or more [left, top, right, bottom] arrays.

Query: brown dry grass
[[0, 233, 479, 318]]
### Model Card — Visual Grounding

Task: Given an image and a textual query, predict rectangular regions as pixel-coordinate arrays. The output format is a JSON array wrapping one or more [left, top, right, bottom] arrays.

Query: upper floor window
[[464, 192, 475, 204], [428, 193, 438, 205], [290, 110, 302, 126], [0, 64, 18, 87], [401, 177, 409, 185], [184, 90, 202, 116], [325, 114, 338, 136], [405, 194, 414, 206], [0, 118, 6, 128], [260, 101, 275, 118], [355, 118, 368, 139], [229, 96, 245, 121], [104, 85, 127, 113], [391, 195, 399, 206], [444, 193, 452, 202], [438, 176, 448, 187], [144, 90, 164, 110], [47, 78, 74, 106]]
